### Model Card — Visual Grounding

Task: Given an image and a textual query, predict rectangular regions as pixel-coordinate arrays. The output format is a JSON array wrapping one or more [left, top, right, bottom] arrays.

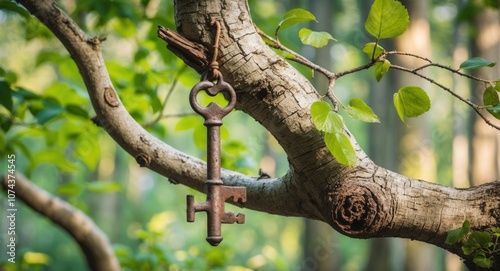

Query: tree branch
[[1, 175, 120, 271], [16, 0, 321, 221], [16, 0, 500, 268]]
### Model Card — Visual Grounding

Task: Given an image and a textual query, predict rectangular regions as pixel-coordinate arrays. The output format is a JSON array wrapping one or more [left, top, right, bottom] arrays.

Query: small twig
[[143, 65, 187, 128], [386, 51, 494, 84], [326, 79, 339, 111], [161, 112, 198, 119], [257, 28, 335, 79]]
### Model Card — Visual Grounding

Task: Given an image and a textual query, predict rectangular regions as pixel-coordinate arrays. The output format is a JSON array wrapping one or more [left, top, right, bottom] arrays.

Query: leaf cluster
[[269, 0, 499, 166], [446, 220, 500, 269]]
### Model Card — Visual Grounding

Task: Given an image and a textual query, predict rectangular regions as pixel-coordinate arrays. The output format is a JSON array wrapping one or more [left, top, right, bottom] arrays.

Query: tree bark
[[16, 0, 500, 269]]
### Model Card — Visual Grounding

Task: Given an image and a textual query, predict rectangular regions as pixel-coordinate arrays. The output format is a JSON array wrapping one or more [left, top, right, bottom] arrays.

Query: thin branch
[[143, 65, 187, 128], [257, 28, 335, 79], [390, 64, 500, 130], [258, 33, 500, 130], [1, 174, 120, 271], [386, 51, 495, 84]]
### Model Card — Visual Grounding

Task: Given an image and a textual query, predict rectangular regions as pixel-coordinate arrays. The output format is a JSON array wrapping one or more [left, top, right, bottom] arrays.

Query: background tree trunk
[[470, 5, 500, 186], [301, 1, 340, 270]]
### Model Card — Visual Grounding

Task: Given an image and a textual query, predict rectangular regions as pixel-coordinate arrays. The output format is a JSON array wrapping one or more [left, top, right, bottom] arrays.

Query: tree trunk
[[15, 0, 500, 270]]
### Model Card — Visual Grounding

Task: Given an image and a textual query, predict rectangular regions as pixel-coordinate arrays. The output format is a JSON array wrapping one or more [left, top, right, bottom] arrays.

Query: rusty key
[[187, 71, 246, 246]]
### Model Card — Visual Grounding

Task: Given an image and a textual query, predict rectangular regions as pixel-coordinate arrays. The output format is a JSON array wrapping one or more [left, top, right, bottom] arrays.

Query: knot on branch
[[135, 153, 151, 167], [327, 182, 387, 238]]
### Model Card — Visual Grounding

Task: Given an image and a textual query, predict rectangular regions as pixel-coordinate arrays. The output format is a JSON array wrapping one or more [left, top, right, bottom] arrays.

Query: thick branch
[[16, 0, 318, 220], [1, 175, 120, 271]]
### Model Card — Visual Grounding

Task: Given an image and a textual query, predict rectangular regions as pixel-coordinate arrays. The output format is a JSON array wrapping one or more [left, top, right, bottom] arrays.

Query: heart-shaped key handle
[[189, 71, 237, 125]]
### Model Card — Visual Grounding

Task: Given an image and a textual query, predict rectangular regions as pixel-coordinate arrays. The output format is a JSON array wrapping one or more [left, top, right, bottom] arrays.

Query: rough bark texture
[[1, 175, 120, 271], [15, 0, 500, 270]]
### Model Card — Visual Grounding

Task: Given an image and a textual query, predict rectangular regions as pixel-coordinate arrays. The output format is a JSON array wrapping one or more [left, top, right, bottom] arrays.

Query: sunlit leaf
[[298, 28, 336, 48], [57, 182, 83, 196], [365, 0, 410, 39], [375, 59, 391, 82], [393, 86, 431, 123], [147, 211, 176, 234], [459, 57, 496, 70], [310, 101, 344, 133], [325, 132, 356, 166], [194, 124, 206, 149], [75, 133, 101, 171], [446, 220, 470, 244], [346, 98, 380, 123], [363, 42, 386, 60], [86, 181, 122, 193], [23, 252, 51, 265], [278, 8, 316, 30], [31, 149, 78, 173], [175, 115, 202, 131]]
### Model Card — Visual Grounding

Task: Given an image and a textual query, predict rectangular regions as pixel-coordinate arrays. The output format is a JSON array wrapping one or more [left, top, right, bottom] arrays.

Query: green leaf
[[365, 0, 410, 39], [310, 101, 344, 133], [363, 42, 386, 60], [86, 182, 122, 193], [483, 86, 499, 106], [0, 81, 13, 112], [298, 28, 336, 48], [193, 124, 206, 149], [463, 231, 492, 255], [487, 105, 500, 119], [460, 57, 496, 70], [393, 86, 431, 123], [325, 132, 356, 166], [12, 88, 41, 101], [491, 227, 500, 235], [472, 251, 493, 269], [346, 98, 380, 123], [31, 149, 78, 173], [0, 1, 31, 18], [75, 134, 101, 171], [375, 59, 391, 82], [175, 115, 202, 131], [57, 182, 83, 196], [279, 8, 316, 30], [35, 98, 64, 124], [495, 80, 500, 91], [446, 220, 470, 244], [65, 104, 90, 119]]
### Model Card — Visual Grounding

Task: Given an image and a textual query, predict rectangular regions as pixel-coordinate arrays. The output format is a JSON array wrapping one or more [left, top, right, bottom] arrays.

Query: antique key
[[186, 71, 246, 246]]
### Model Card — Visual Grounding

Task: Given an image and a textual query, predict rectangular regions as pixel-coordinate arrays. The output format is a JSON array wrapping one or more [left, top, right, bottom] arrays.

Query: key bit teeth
[[235, 213, 245, 224]]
